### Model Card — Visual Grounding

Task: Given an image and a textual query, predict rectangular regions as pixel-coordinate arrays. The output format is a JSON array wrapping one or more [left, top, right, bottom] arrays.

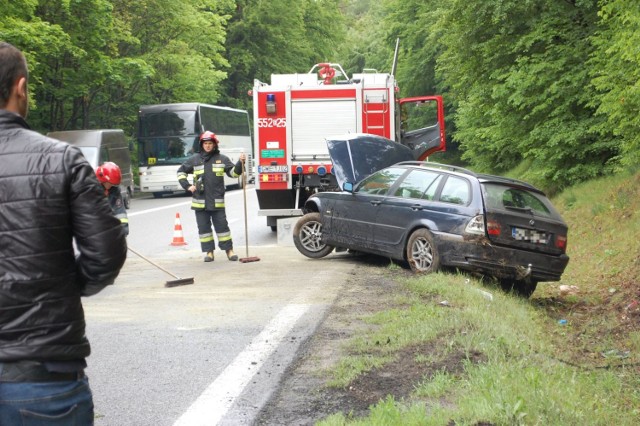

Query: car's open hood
[[326, 134, 414, 189]]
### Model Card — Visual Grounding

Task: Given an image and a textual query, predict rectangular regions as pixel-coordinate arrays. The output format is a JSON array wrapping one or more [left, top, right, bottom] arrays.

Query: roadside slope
[[256, 171, 640, 425]]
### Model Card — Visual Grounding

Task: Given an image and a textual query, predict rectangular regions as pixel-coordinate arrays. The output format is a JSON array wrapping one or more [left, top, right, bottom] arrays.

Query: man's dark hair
[[0, 42, 28, 108]]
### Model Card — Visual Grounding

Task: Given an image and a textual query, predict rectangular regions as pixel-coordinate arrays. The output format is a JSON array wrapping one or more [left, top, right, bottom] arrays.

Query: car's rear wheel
[[293, 212, 334, 259], [406, 229, 440, 273], [499, 279, 538, 298]]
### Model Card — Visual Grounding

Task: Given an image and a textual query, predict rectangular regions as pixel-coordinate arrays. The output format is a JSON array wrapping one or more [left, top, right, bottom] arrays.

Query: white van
[[47, 129, 134, 208]]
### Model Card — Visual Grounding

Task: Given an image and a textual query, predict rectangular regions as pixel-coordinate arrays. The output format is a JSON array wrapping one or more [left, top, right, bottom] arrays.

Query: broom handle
[[242, 160, 249, 257], [128, 246, 180, 279]]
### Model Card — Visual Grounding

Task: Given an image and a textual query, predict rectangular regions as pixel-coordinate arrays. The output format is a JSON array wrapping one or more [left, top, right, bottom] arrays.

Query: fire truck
[[252, 62, 446, 230]]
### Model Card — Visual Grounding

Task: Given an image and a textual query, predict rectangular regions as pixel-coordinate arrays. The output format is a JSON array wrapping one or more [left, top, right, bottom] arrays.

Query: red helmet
[[199, 131, 219, 147], [96, 162, 122, 185]]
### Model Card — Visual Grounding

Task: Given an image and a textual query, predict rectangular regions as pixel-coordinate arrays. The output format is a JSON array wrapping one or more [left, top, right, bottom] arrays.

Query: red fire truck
[[252, 62, 446, 230]]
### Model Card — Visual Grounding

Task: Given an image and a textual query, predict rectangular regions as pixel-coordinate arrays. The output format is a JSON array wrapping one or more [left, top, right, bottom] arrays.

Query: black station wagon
[[293, 134, 569, 297]]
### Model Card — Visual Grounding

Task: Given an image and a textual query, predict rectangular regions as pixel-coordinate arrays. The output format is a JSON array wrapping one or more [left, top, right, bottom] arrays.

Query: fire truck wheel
[[293, 212, 334, 259]]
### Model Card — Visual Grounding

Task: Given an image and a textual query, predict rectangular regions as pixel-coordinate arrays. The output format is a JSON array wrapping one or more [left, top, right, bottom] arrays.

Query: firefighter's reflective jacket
[[177, 151, 242, 210], [107, 186, 129, 235]]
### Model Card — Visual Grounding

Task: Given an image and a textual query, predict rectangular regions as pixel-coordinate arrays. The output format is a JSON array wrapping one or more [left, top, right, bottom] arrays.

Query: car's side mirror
[[343, 182, 354, 193]]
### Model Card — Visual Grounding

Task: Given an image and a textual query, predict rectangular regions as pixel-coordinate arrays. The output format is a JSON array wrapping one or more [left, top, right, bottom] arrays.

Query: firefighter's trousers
[[195, 209, 233, 253]]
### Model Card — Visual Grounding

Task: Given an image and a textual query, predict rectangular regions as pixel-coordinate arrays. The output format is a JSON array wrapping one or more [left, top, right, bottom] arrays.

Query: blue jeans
[[0, 377, 94, 425]]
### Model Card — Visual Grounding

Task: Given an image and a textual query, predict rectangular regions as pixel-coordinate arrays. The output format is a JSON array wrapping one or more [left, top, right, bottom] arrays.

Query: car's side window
[[357, 167, 406, 195], [99, 145, 110, 163], [423, 174, 443, 200], [392, 170, 441, 200], [439, 176, 470, 205]]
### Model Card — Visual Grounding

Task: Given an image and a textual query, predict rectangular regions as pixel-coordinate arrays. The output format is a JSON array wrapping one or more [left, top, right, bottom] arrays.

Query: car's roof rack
[[396, 161, 542, 192], [396, 161, 478, 177]]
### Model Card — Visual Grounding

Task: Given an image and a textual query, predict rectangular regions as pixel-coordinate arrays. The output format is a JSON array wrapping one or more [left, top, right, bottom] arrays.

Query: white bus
[[137, 103, 253, 198]]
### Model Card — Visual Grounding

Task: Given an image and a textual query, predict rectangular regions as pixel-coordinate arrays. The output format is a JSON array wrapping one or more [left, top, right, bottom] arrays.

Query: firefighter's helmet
[[96, 162, 122, 185], [199, 131, 219, 148]]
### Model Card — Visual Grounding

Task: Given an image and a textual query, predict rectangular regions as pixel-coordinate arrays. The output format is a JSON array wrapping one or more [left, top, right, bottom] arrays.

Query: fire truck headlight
[[296, 165, 303, 174], [317, 166, 327, 176]]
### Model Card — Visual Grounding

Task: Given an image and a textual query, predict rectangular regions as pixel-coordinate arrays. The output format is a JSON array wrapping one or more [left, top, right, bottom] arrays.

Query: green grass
[[316, 170, 640, 425]]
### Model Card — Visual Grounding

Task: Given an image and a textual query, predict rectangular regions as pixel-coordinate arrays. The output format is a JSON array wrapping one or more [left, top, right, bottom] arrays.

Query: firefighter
[[177, 131, 245, 262], [96, 161, 129, 236]]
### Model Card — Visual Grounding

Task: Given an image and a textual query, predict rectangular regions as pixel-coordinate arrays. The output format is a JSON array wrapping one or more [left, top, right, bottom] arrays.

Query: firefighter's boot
[[204, 251, 214, 262], [226, 249, 238, 261]]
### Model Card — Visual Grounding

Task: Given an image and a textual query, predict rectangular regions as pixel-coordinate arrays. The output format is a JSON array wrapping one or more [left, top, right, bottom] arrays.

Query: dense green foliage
[[344, 0, 639, 191], [1, 0, 638, 191]]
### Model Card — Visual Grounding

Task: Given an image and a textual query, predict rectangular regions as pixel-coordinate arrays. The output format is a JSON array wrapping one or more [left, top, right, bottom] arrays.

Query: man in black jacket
[[177, 131, 245, 262], [0, 42, 127, 424]]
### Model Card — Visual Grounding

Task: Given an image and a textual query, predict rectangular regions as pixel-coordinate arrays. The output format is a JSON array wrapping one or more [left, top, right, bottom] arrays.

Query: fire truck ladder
[[362, 88, 389, 137]]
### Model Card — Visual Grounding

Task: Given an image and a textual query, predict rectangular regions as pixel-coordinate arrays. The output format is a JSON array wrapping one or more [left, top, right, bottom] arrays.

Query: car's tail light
[[465, 215, 485, 235], [555, 235, 567, 252], [486, 220, 501, 236]]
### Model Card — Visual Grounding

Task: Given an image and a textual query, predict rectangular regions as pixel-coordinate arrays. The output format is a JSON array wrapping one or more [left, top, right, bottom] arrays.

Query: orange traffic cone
[[170, 213, 187, 246]]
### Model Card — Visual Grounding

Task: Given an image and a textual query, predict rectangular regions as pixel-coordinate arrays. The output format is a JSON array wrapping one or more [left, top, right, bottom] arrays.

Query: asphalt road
[[81, 187, 358, 425]]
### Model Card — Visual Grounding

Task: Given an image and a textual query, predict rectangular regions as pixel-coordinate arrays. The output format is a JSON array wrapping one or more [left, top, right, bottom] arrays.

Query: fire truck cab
[[252, 63, 445, 230]]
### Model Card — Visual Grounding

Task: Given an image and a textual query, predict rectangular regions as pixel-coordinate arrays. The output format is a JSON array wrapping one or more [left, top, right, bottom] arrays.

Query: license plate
[[163, 186, 174, 190], [258, 165, 288, 173], [512, 227, 548, 244]]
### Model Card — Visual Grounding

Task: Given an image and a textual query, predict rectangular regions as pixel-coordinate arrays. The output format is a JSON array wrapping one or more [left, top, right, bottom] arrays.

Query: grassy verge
[[316, 171, 640, 425]]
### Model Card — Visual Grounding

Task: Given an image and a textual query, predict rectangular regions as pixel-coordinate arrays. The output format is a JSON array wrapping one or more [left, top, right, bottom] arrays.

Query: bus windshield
[[138, 136, 196, 167], [138, 109, 198, 167], [139, 110, 196, 137], [136, 103, 253, 195]]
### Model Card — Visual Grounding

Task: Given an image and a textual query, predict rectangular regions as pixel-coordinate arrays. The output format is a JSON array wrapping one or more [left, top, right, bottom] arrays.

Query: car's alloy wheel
[[293, 212, 335, 259], [407, 229, 440, 273]]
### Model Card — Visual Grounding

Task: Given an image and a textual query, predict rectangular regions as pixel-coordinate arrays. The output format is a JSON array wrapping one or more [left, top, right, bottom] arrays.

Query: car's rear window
[[482, 183, 556, 218]]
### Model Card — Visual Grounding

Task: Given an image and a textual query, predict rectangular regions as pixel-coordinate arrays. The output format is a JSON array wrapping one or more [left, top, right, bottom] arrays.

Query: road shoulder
[[256, 260, 406, 424]]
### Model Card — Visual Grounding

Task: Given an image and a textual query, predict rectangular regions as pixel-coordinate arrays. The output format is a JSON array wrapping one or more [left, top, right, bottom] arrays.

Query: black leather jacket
[[0, 110, 128, 362]]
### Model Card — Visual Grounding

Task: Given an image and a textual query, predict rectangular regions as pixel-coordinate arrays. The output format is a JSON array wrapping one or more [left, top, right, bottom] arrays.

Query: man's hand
[[188, 185, 196, 193], [239, 153, 246, 162]]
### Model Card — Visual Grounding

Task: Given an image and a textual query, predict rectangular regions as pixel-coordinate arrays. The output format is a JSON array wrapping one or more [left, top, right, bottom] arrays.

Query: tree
[[222, 0, 346, 110], [0, 0, 75, 128], [434, 0, 612, 191], [113, 0, 232, 106], [590, 0, 640, 169]]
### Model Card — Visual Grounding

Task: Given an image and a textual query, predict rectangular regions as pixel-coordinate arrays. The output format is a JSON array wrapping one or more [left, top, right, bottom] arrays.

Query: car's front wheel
[[293, 213, 334, 259], [406, 229, 440, 273]]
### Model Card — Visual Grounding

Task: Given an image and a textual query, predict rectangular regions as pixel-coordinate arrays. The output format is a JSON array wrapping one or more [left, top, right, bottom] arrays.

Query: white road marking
[[172, 303, 310, 426], [128, 188, 253, 217], [128, 201, 190, 217]]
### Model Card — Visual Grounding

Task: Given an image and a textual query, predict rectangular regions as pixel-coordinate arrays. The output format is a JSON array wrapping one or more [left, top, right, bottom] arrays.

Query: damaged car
[[292, 134, 569, 297]]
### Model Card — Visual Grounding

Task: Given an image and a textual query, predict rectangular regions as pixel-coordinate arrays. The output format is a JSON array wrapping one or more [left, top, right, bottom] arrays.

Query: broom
[[239, 158, 260, 263], [128, 247, 194, 287]]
